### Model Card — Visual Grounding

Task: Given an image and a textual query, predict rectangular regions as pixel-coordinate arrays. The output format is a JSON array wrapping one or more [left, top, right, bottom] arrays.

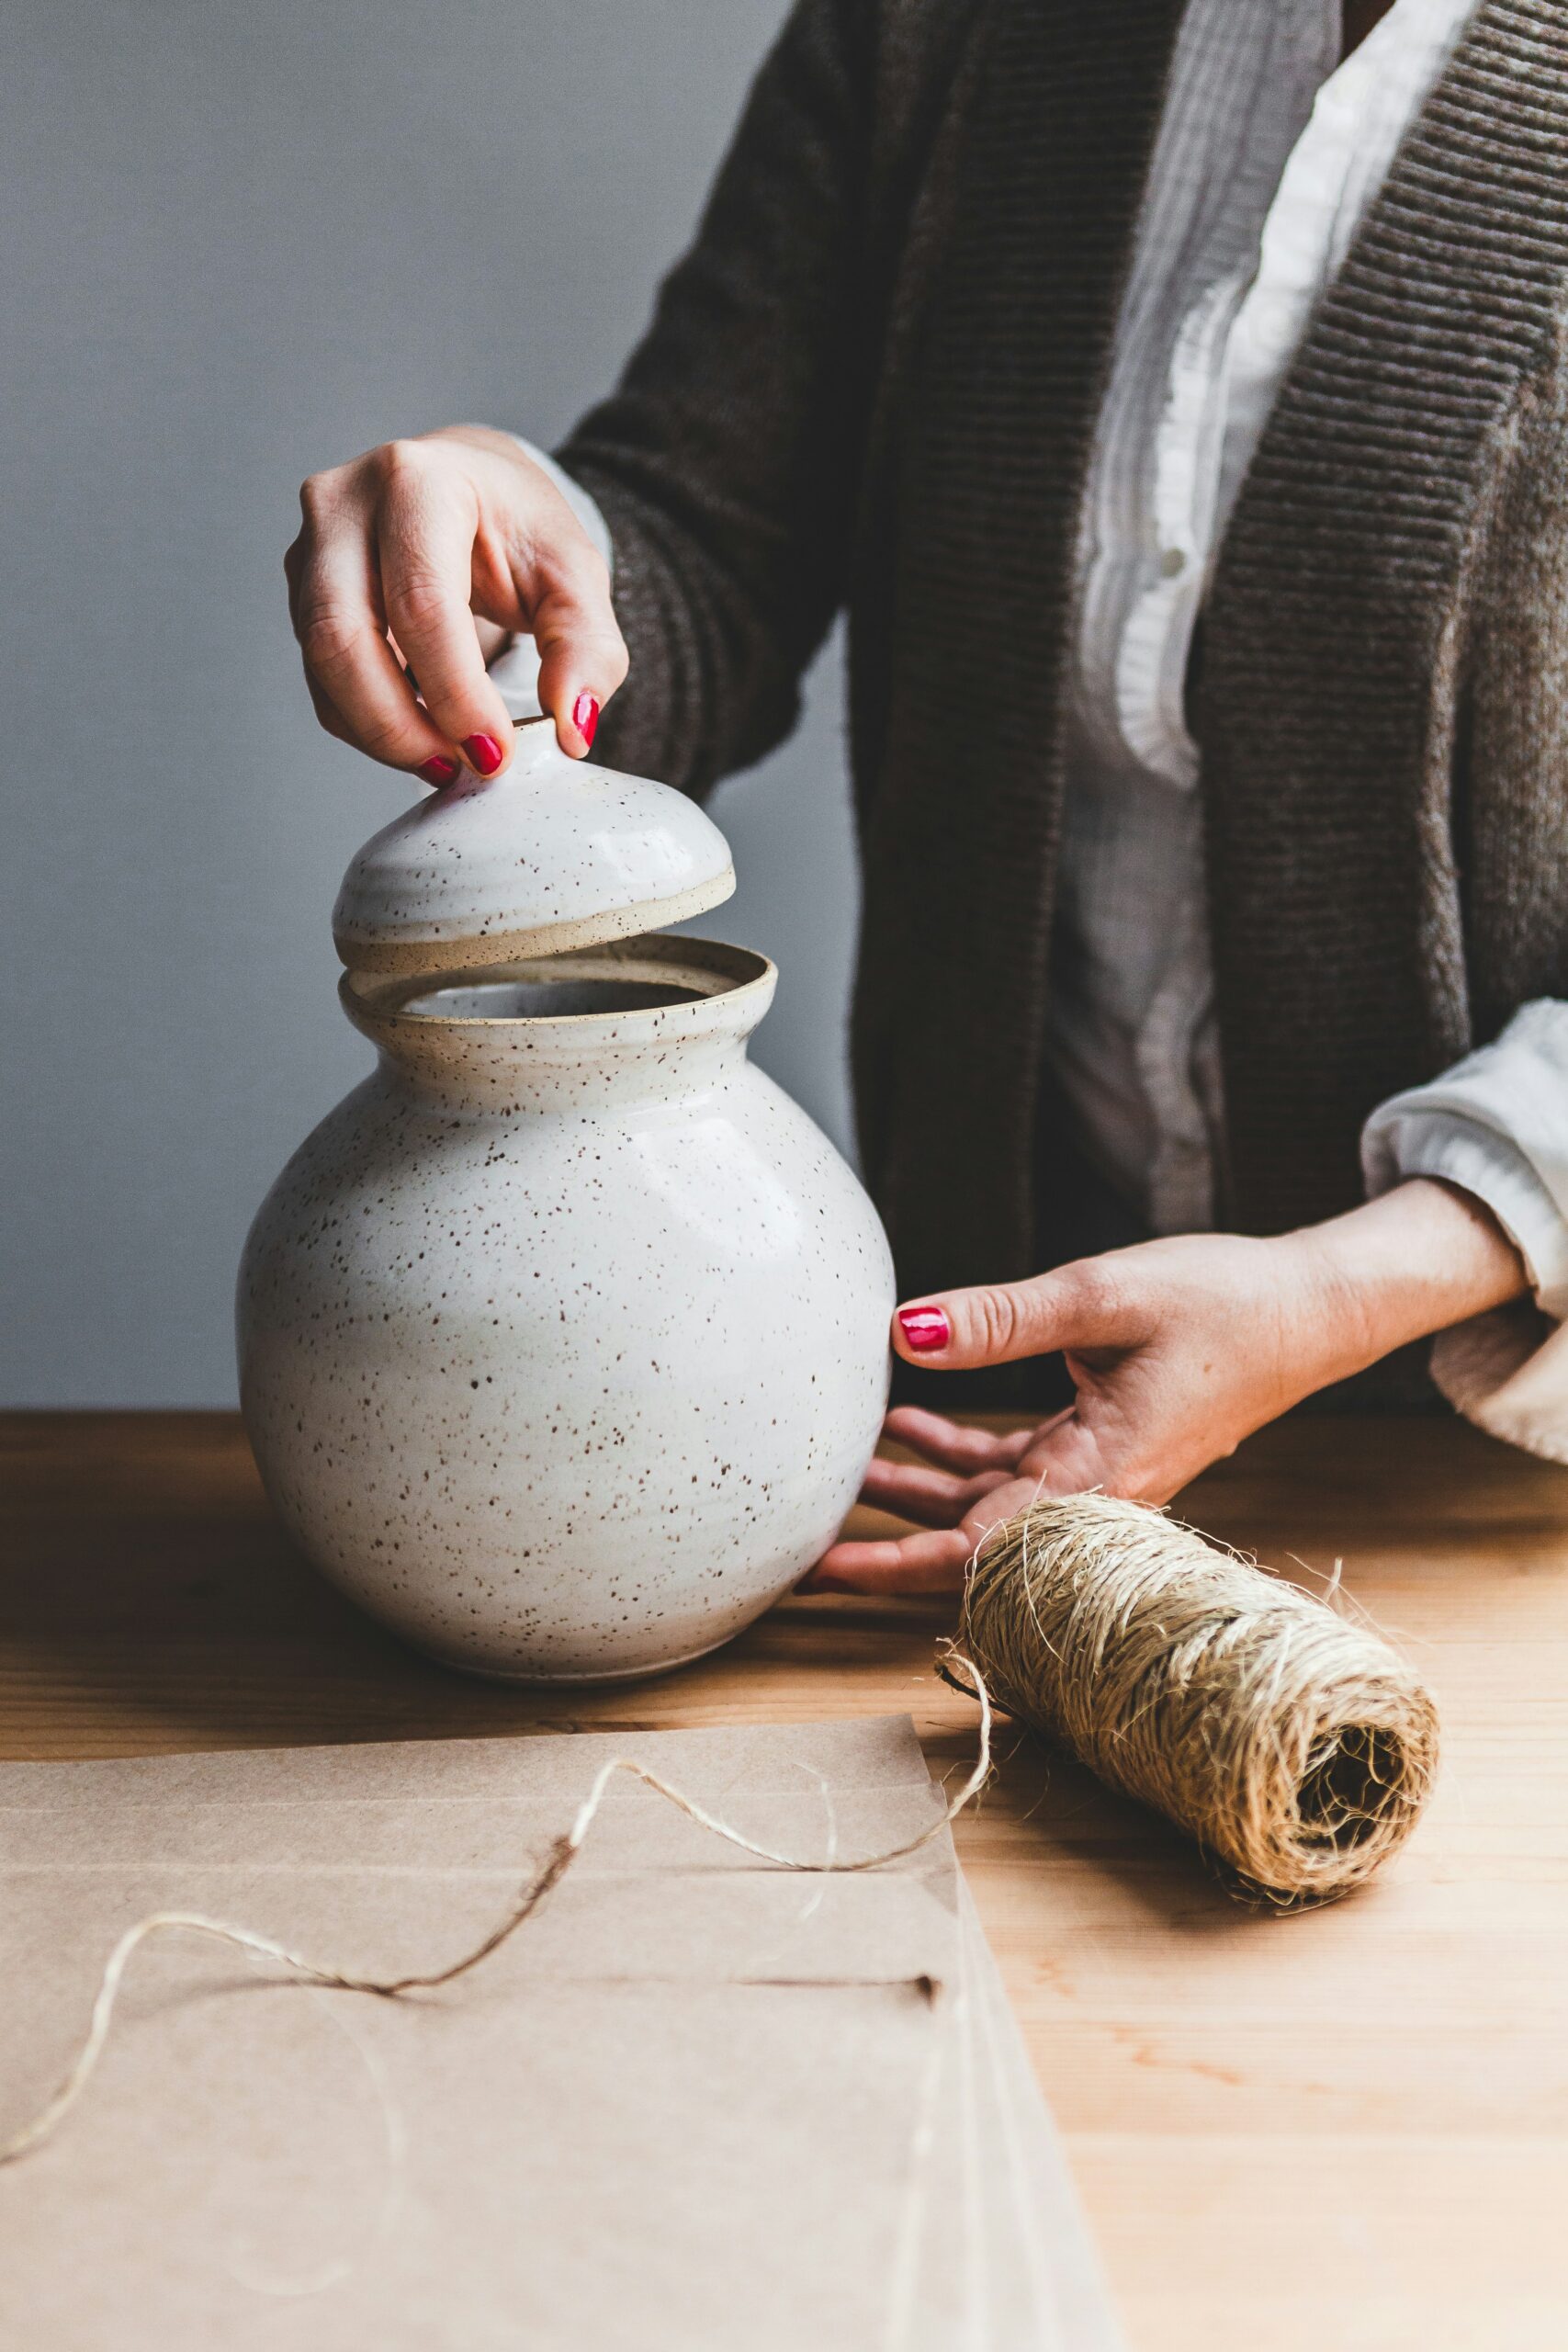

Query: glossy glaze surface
[[332, 718, 736, 974], [237, 940, 895, 1679]]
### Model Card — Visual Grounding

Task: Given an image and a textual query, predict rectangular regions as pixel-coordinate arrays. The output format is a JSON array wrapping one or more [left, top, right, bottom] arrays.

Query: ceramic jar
[[237, 724, 894, 1681]]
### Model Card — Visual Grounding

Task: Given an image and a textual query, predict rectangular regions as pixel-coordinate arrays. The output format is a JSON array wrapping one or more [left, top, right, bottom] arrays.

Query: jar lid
[[332, 717, 736, 976]]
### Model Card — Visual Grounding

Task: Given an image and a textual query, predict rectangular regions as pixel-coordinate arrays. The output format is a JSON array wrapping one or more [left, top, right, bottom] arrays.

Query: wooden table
[[3, 1411, 1565, 2349]]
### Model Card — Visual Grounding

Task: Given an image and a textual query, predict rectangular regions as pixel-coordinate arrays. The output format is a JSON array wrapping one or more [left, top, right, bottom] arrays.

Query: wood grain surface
[[3, 1409, 1565, 2350]]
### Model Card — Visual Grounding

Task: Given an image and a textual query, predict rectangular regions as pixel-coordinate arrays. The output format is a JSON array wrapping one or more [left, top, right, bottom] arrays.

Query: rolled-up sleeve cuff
[[1362, 1116, 1568, 1318], [481, 435, 614, 720], [1361, 1001, 1568, 1456], [1426, 1303, 1568, 1466]]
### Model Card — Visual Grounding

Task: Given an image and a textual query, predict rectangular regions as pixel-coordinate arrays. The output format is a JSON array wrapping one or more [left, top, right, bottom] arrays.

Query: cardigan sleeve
[[1361, 1000, 1568, 1463], [549, 0, 879, 798]]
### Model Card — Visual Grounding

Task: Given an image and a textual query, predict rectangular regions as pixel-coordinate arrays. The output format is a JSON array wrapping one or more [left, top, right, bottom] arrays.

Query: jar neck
[[372, 1024, 754, 1117], [338, 940, 776, 1119]]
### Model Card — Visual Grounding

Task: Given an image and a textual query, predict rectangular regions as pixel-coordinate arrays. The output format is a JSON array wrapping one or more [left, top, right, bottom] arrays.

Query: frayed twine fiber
[[0, 1665, 994, 2167], [942, 1492, 1439, 1909]]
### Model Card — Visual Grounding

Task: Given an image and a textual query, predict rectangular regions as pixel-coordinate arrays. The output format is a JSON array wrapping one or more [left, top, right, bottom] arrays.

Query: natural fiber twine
[[942, 1492, 1440, 1909], [0, 1483, 1446, 2166], [0, 1670, 996, 2166]]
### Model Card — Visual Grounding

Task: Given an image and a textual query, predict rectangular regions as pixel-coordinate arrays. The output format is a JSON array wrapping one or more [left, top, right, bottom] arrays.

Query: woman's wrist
[[1283, 1176, 1530, 1390]]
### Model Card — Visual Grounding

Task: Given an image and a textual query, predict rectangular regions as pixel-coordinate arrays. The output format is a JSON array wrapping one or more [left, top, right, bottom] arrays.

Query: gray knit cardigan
[[558, 0, 1568, 1332]]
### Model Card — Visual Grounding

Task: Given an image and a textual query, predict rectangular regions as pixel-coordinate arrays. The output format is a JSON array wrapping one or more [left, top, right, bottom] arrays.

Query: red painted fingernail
[[572, 692, 600, 747], [463, 733, 505, 776], [418, 755, 459, 786], [898, 1306, 950, 1353]]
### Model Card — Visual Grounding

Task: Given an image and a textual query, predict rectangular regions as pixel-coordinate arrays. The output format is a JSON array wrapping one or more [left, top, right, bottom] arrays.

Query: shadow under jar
[[238, 737, 894, 1681]]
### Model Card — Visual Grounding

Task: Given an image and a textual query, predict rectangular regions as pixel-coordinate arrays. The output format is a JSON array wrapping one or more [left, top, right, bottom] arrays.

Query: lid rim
[[333, 866, 737, 978]]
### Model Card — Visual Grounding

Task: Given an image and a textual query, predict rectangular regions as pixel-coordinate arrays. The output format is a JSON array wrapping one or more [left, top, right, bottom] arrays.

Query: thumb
[[527, 541, 630, 759], [893, 1261, 1150, 1371]]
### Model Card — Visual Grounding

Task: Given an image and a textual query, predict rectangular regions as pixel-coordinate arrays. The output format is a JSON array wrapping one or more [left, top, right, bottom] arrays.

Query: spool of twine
[[945, 1492, 1440, 1908]]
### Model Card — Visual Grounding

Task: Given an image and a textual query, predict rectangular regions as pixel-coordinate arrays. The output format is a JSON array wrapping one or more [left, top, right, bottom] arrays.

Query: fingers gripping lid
[[332, 718, 736, 977]]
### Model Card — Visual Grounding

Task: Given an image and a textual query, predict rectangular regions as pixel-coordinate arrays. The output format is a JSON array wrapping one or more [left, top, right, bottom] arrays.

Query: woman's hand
[[810, 1178, 1528, 1592], [285, 425, 626, 784]]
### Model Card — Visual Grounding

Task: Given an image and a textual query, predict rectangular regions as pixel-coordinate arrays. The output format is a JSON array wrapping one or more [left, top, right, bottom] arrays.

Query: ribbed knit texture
[[560, 0, 1568, 1396], [1200, 0, 1568, 1230]]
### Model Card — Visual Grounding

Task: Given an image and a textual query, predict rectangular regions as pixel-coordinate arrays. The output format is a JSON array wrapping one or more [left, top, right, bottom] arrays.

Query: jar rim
[[340, 933, 773, 1032]]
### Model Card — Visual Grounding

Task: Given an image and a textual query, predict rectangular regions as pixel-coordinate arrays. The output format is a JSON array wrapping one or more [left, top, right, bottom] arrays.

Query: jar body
[[237, 946, 893, 1680]]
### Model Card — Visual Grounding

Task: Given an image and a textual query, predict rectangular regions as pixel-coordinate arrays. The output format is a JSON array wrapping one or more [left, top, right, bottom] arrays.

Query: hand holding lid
[[333, 716, 735, 977]]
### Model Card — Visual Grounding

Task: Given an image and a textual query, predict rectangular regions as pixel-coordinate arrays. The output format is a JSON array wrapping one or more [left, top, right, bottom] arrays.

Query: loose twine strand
[[943, 1491, 1440, 1910], [0, 1490, 1443, 2168], [0, 1664, 994, 2168]]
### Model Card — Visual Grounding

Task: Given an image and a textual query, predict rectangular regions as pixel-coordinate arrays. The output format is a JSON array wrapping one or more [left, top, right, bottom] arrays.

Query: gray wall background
[[1, 0, 858, 1407]]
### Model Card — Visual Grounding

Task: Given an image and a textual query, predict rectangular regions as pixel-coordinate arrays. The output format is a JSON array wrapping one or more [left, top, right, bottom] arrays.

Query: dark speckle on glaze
[[236, 935, 895, 1682], [332, 716, 736, 975]]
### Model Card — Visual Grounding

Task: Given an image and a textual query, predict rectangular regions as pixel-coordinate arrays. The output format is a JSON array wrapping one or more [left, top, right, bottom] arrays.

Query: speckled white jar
[[237, 936, 894, 1681]]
